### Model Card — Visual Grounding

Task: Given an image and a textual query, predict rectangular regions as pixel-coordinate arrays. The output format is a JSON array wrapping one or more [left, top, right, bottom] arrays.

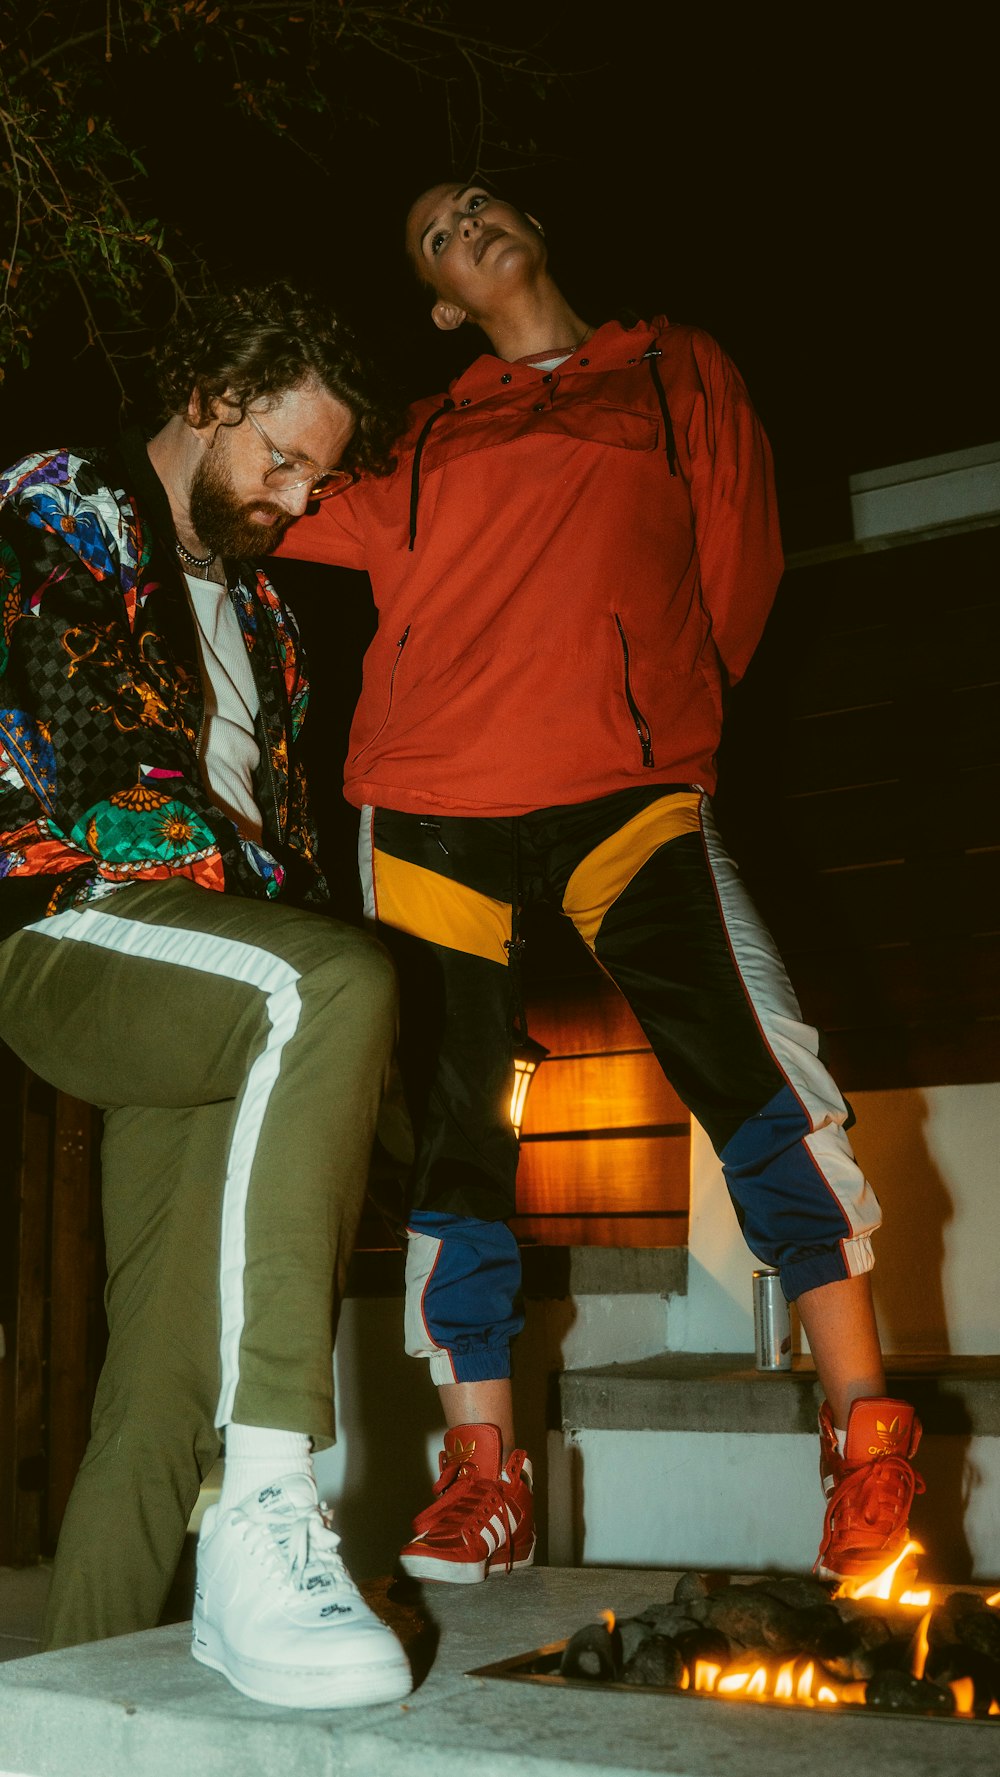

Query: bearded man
[[0, 285, 413, 1709]]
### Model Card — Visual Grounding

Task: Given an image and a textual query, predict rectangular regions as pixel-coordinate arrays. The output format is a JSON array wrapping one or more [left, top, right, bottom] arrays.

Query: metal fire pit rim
[[465, 1637, 1000, 1725]]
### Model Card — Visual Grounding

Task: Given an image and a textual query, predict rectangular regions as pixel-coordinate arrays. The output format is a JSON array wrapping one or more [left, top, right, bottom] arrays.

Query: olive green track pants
[[0, 878, 396, 1647]]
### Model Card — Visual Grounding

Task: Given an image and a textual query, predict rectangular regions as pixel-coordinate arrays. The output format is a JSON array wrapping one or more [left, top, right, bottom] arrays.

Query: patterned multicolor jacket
[[0, 427, 328, 943]]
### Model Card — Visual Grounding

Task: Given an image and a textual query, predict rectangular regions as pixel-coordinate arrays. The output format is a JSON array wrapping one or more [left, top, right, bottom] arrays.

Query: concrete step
[[560, 1353, 1000, 1436], [552, 1355, 1000, 1584], [1, 1566, 994, 1777]]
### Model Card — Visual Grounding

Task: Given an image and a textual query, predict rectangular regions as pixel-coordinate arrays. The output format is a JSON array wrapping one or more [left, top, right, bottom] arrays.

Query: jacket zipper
[[352, 624, 411, 760], [614, 613, 655, 768]]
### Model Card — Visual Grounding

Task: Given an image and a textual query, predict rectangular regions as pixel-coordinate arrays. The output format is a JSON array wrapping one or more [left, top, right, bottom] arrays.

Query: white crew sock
[[834, 1426, 847, 1457], [219, 1423, 314, 1512]]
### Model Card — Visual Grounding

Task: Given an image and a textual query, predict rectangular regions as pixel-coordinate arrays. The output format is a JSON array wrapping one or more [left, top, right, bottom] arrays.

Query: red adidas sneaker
[[399, 1422, 535, 1584], [814, 1396, 925, 1583]]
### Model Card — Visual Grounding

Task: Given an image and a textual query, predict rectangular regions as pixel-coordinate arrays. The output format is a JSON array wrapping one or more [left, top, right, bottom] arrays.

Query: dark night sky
[[3, 3, 995, 547]]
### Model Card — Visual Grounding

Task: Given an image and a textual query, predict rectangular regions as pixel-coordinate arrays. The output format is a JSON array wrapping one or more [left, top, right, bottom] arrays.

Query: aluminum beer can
[[752, 1267, 792, 1370]]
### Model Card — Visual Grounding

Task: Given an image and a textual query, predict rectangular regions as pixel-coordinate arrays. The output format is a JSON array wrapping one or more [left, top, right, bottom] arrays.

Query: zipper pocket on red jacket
[[614, 613, 655, 768], [351, 624, 411, 762]]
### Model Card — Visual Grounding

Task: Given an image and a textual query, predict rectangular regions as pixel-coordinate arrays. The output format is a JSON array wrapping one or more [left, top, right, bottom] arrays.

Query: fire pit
[[468, 1551, 1000, 1723]]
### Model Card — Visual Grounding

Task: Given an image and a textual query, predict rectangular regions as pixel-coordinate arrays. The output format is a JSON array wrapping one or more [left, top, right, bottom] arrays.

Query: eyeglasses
[[244, 408, 356, 500]]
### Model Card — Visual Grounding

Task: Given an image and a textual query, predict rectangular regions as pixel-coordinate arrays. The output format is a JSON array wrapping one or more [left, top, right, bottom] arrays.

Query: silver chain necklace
[[175, 539, 216, 571]]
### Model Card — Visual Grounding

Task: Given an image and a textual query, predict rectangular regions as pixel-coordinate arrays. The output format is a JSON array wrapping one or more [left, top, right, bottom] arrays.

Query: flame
[[774, 1660, 795, 1700], [717, 1671, 752, 1695], [600, 1609, 616, 1633], [796, 1661, 816, 1701], [835, 1539, 924, 1601], [687, 1652, 874, 1711], [987, 1591, 1000, 1608], [910, 1610, 932, 1682], [949, 1677, 975, 1716], [676, 1576, 993, 1717], [838, 1683, 868, 1705]]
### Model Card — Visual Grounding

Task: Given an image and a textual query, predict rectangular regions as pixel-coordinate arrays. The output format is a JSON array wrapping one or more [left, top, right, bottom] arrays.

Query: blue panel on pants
[[406, 1210, 524, 1382], [720, 1083, 852, 1292]]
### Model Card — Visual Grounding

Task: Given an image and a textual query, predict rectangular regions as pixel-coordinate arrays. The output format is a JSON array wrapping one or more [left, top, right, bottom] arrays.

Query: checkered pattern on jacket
[[0, 440, 327, 941]]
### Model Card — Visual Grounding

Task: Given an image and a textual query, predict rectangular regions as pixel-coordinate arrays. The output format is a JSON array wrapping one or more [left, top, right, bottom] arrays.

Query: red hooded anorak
[[281, 316, 784, 816]]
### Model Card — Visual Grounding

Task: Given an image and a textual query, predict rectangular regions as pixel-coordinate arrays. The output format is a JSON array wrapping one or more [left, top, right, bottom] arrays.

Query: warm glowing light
[[509, 1039, 548, 1136], [900, 1589, 932, 1607], [796, 1662, 816, 1701], [987, 1591, 1000, 1608], [910, 1610, 932, 1682], [817, 1686, 839, 1704], [694, 1661, 721, 1692], [679, 1666, 690, 1690], [839, 1683, 868, 1705], [717, 1672, 750, 1695], [746, 1668, 768, 1697], [950, 1677, 975, 1716], [989, 1700, 999, 1716], [774, 1661, 795, 1700], [601, 1609, 616, 1633], [836, 1539, 924, 1601]]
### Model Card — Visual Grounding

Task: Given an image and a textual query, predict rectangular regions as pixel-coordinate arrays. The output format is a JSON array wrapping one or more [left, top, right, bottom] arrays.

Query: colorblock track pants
[[359, 786, 882, 1386], [0, 877, 397, 1647]]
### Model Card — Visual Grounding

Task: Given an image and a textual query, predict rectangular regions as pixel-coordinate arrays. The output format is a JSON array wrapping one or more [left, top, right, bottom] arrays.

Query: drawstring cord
[[504, 816, 528, 1044], [408, 398, 455, 549], [643, 348, 678, 476]]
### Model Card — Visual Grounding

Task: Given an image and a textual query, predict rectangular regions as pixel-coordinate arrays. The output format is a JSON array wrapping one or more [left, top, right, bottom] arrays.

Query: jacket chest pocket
[[415, 401, 661, 478]]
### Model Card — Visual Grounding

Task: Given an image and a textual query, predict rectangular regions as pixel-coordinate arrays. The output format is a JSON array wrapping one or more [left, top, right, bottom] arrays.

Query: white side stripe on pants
[[24, 905, 303, 1427]]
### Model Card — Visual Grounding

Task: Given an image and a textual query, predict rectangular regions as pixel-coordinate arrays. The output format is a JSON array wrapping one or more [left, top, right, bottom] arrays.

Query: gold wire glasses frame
[[244, 408, 356, 500]]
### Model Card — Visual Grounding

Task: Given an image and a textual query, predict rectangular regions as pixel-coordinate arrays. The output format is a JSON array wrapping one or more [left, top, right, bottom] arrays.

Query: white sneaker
[[191, 1474, 412, 1709]]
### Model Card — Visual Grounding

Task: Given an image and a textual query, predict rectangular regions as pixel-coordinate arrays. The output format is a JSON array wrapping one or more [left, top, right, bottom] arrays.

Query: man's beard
[[188, 445, 294, 559]]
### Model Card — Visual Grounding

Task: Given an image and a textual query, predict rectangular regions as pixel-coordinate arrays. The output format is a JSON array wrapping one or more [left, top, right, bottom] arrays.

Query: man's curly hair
[[156, 283, 401, 475]]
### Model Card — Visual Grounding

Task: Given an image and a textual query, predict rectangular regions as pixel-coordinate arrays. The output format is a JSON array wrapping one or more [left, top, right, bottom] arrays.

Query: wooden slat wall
[[514, 917, 690, 1249], [0, 1051, 105, 1565], [714, 523, 1000, 1088]]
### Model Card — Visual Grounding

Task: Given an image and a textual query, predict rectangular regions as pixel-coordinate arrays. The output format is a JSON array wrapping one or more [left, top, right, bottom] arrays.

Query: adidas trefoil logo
[[447, 1436, 477, 1463], [868, 1414, 903, 1457]]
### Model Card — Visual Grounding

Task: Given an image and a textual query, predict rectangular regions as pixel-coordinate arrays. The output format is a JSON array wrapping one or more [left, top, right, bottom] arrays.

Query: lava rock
[[955, 1608, 1000, 1664], [866, 1669, 954, 1715], [928, 1644, 1000, 1712], [622, 1634, 686, 1689], [699, 1587, 802, 1653], [673, 1626, 731, 1669], [559, 1620, 623, 1683], [750, 1576, 837, 1612], [631, 1603, 701, 1642], [672, 1572, 711, 1606], [794, 1608, 876, 1682], [832, 1599, 895, 1650]]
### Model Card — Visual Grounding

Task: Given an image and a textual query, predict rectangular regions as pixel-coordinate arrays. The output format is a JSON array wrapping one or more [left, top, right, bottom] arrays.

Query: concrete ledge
[[521, 1246, 688, 1301], [2, 1566, 996, 1777], [560, 1354, 1000, 1436]]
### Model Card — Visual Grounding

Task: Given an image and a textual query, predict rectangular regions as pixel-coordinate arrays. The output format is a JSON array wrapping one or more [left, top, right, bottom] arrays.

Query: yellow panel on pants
[[562, 790, 703, 948], [372, 846, 512, 965]]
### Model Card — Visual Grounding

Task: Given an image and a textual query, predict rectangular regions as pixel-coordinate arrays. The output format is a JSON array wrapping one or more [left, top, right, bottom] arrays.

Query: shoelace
[[246, 1493, 358, 1597], [412, 1461, 520, 1571], [827, 1454, 925, 1536]]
